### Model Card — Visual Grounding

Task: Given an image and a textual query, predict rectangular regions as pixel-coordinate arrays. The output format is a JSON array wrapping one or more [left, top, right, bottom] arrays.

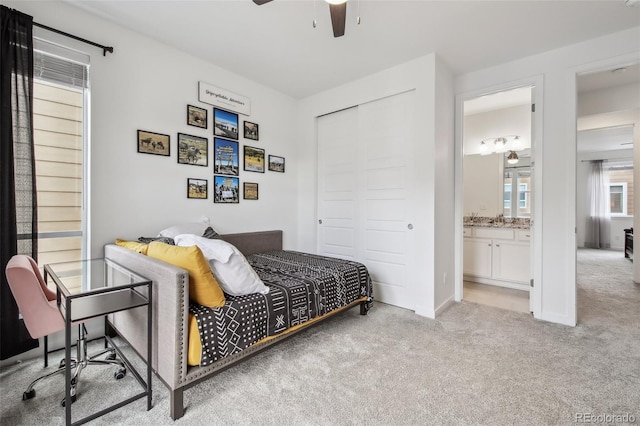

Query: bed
[[104, 230, 373, 420]]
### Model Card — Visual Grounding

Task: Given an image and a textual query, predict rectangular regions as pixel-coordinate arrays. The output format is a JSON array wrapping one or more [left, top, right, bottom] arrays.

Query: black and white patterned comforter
[[190, 251, 372, 367]]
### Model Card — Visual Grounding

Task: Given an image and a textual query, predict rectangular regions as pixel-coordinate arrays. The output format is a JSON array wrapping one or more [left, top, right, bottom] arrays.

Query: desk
[[44, 258, 152, 426]]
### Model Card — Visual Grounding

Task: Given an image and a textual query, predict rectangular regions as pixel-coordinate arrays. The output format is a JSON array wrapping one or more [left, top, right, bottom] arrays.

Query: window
[[608, 182, 627, 216], [606, 162, 633, 217], [503, 168, 531, 218], [33, 39, 89, 271]]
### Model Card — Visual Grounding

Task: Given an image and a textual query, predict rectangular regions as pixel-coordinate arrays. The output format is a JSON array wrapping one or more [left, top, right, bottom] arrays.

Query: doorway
[[575, 62, 639, 321], [456, 84, 538, 314]]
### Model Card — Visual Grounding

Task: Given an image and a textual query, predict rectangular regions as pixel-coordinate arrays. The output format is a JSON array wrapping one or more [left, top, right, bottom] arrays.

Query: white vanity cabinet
[[463, 227, 530, 290]]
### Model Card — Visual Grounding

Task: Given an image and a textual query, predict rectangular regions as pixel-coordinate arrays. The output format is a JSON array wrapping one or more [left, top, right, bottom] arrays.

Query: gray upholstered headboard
[[222, 230, 282, 256]]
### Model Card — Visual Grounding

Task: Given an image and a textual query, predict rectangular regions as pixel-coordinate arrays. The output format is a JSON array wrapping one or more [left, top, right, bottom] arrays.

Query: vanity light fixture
[[494, 137, 507, 153], [479, 141, 490, 155], [507, 150, 519, 165]]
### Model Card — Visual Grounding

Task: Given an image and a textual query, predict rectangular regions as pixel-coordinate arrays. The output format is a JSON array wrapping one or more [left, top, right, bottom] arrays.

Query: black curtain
[[0, 6, 38, 360]]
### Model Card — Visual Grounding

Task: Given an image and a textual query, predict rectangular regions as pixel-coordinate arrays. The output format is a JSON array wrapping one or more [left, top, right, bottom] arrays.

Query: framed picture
[[243, 182, 258, 200], [214, 175, 239, 204], [243, 121, 259, 141], [187, 105, 207, 129], [137, 130, 170, 156], [178, 133, 208, 166], [213, 108, 239, 140], [268, 155, 285, 173], [214, 138, 239, 176], [243, 145, 265, 173], [187, 178, 208, 199]]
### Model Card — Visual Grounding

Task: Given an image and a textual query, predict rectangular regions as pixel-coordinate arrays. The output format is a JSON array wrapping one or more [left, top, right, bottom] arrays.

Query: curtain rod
[[33, 22, 113, 56], [580, 157, 633, 163]]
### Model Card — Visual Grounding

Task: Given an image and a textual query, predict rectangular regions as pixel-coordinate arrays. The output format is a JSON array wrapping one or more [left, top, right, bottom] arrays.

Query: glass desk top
[[45, 258, 151, 323]]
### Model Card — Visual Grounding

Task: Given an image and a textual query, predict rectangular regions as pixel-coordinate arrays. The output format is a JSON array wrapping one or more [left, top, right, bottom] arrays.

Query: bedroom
[[1, 0, 639, 423]]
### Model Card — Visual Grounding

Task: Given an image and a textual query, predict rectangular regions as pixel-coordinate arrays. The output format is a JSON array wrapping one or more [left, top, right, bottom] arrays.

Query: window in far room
[[32, 38, 89, 280], [606, 162, 633, 217]]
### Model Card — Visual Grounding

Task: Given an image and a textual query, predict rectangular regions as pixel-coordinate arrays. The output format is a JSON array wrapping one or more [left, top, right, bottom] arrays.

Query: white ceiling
[[577, 125, 634, 153], [65, 0, 640, 99]]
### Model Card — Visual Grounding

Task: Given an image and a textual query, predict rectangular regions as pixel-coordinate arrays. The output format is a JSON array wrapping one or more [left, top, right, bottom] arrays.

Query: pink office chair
[[5, 255, 126, 406]]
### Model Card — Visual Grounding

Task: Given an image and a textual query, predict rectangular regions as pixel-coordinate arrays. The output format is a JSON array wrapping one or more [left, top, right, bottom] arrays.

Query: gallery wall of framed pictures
[[136, 85, 286, 204]]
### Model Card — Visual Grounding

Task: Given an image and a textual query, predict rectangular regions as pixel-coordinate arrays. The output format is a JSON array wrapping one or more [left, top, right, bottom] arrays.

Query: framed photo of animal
[[214, 137, 239, 176], [243, 121, 259, 141], [187, 178, 208, 199], [178, 133, 208, 167], [137, 130, 170, 156], [187, 105, 208, 129], [243, 145, 265, 173]]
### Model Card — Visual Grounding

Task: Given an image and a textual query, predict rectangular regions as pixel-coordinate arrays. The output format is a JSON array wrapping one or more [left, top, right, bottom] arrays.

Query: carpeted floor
[[1, 248, 638, 425]]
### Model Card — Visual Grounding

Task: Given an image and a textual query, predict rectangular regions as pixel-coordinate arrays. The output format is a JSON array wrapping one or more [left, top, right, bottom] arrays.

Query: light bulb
[[507, 151, 519, 165]]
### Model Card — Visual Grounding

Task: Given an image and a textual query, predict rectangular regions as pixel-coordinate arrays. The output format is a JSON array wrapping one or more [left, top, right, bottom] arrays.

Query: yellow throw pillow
[[115, 239, 149, 255], [147, 242, 225, 308]]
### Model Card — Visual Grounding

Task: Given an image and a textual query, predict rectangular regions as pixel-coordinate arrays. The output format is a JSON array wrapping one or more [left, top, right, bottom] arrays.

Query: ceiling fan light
[[507, 151, 519, 165], [325, 0, 347, 4]]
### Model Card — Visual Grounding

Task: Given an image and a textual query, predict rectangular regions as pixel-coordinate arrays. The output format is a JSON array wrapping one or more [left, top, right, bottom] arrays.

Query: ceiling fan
[[253, 0, 348, 38]]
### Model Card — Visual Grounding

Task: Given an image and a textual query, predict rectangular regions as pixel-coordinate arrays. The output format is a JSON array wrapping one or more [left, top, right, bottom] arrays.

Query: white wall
[[296, 54, 455, 318], [5, 1, 299, 256], [456, 26, 640, 326]]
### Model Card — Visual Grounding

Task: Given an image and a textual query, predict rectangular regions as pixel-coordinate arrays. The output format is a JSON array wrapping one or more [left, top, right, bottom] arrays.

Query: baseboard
[[414, 305, 435, 319], [435, 296, 454, 316], [537, 311, 576, 327]]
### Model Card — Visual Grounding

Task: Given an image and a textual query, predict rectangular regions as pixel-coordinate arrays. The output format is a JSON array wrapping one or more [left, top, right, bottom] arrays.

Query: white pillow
[[159, 221, 209, 239], [174, 234, 269, 297], [174, 234, 233, 262]]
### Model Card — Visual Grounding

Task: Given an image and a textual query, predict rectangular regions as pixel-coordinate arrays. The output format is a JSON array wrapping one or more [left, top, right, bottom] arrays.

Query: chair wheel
[[22, 389, 35, 400], [114, 368, 126, 380], [106, 352, 116, 361], [60, 394, 76, 407]]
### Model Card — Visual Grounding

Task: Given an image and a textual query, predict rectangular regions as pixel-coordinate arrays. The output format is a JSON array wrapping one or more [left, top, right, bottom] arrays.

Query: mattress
[[188, 250, 373, 367]]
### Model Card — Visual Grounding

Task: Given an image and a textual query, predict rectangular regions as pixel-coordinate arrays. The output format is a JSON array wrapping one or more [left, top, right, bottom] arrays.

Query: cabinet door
[[463, 238, 493, 278], [492, 241, 530, 284]]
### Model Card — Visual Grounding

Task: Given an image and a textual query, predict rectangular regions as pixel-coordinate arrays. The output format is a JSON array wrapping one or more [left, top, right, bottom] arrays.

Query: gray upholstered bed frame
[[104, 230, 369, 420]]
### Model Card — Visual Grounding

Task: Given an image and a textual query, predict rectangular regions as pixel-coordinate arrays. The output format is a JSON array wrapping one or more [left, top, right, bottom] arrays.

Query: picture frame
[[268, 155, 285, 173], [187, 105, 207, 129], [213, 108, 239, 140], [214, 175, 240, 204], [243, 145, 265, 173], [187, 178, 208, 199], [243, 182, 258, 200], [177, 133, 208, 166], [214, 137, 239, 176], [137, 130, 170, 156], [243, 121, 259, 141]]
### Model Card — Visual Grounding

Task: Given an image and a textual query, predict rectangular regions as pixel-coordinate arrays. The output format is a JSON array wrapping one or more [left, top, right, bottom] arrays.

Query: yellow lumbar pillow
[[115, 239, 149, 255], [147, 241, 225, 308]]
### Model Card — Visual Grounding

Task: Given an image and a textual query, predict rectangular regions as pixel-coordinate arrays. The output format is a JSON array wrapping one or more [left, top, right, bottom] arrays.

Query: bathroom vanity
[[463, 223, 531, 291]]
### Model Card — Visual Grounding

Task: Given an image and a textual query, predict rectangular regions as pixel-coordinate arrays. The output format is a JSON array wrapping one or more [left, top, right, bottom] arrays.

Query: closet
[[316, 90, 417, 309]]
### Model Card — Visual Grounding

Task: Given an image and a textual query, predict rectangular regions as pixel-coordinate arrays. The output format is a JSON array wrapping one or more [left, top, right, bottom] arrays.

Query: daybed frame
[[104, 230, 371, 420]]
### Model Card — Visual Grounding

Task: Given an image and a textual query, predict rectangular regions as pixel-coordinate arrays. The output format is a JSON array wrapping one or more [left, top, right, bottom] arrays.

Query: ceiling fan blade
[[253, 0, 273, 5], [329, 3, 346, 37]]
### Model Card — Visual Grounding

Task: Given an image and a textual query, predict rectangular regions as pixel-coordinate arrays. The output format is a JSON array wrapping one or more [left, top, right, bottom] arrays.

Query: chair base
[[23, 325, 126, 406]]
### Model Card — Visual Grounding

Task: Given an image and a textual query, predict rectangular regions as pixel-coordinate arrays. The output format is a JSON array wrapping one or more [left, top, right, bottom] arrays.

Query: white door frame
[[454, 76, 544, 318]]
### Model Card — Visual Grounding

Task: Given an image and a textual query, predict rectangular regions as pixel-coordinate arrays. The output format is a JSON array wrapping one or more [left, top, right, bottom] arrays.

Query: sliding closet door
[[317, 91, 416, 310], [317, 107, 359, 260]]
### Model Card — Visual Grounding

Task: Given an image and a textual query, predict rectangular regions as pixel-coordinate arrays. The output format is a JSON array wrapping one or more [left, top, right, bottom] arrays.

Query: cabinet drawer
[[518, 230, 531, 241], [474, 228, 514, 240]]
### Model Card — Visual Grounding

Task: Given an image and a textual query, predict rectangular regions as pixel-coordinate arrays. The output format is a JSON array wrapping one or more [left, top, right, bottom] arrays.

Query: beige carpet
[[1, 248, 638, 425]]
